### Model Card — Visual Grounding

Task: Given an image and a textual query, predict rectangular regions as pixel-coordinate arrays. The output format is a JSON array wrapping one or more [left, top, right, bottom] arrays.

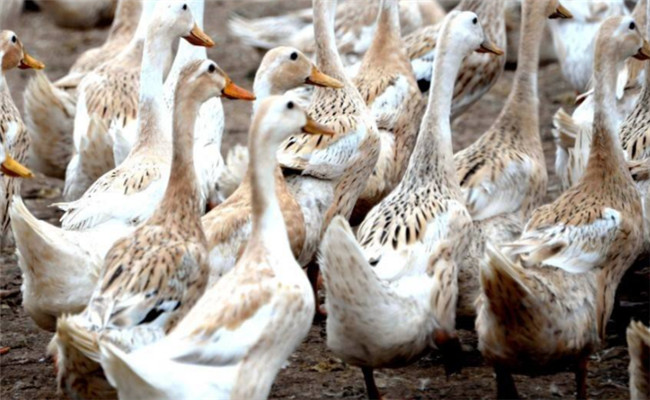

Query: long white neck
[[404, 25, 466, 191], [248, 128, 292, 258], [313, 0, 346, 81], [131, 20, 176, 152], [252, 79, 273, 112], [163, 0, 206, 103]]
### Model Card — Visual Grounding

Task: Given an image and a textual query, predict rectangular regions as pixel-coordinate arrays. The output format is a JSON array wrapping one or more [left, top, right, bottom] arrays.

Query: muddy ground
[[1, 1, 649, 399]]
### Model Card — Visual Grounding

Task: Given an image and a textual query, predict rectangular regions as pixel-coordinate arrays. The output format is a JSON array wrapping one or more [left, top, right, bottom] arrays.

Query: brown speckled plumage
[[476, 16, 646, 399]]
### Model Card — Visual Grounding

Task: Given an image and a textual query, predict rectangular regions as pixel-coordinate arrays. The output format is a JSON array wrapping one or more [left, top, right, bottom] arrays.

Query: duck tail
[[319, 216, 389, 313], [228, 14, 279, 50], [52, 315, 115, 398], [23, 70, 75, 178], [480, 243, 533, 311], [218, 144, 249, 200], [10, 196, 104, 330], [627, 320, 650, 400]]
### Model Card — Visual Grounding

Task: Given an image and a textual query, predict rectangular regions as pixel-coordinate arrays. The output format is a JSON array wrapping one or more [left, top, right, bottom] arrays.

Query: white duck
[[319, 11, 500, 399], [548, 0, 629, 93], [278, 0, 380, 267], [10, 1, 252, 332], [51, 58, 227, 400], [98, 95, 321, 400]]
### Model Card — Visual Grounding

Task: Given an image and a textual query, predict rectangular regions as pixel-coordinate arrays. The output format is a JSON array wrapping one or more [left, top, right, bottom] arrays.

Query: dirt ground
[[1, 1, 649, 399]]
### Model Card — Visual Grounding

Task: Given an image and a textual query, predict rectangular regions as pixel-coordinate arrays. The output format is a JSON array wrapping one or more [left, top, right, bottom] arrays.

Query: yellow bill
[[549, 3, 573, 19], [302, 117, 335, 136], [476, 40, 504, 56], [2, 154, 34, 178], [222, 79, 256, 101], [306, 66, 344, 89], [19, 51, 45, 70], [183, 23, 215, 47]]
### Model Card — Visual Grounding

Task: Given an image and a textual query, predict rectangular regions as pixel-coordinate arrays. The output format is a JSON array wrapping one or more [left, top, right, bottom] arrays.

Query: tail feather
[[481, 243, 533, 300], [24, 70, 76, 178], [552, 108, 578, 150], [10, 196, 124, 331], [218, 144, 249, 201], [57, 315, 101, 362]]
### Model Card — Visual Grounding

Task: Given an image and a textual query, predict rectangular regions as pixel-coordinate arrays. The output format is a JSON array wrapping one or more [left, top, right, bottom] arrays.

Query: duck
[[33, 0, 117, 29], [229, 0, 445, 62], [548, 0, 628, 93], [97, 95, 321, 400], [50, 58, 231, 400], [476, 16, 647, 399], [553, 0, 647, 191], [453, 0, 571, 225], [348, 0, 426, 222], [202, 46, 342, 283], [10, 2, 252, 332], [24, 0, 142, 179], [402, 0, 507, 118], [61, 0, 168, 201], [627, 320, 650, 400], [278, 0, 380, 267], [0, 30, 44, 249], [319, 11, 502, 399]]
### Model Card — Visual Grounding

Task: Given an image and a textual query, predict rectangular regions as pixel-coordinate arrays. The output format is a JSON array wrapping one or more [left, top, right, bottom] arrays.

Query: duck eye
[[182, 4, 188, 10], [287, 101, 294, 109], [472, 17, 478, 25], [629, 21, 635, 30], [208, 64, 216, 73], [290, 52, 298, 61], [11, 35, 16, 43]]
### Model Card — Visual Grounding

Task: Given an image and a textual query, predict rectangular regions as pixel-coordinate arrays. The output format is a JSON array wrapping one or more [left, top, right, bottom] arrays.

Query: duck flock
[[1, 0, 650, 399]]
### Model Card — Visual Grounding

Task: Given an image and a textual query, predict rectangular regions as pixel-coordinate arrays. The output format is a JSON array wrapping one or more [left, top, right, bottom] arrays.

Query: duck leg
[[306, 261, 326, 318], [495, 365, 519, 400], [362, 366, 382, 400], [575, 356, 588, 400]]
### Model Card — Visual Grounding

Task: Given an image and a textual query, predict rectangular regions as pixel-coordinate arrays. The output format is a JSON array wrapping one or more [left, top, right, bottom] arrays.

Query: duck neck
[[155, 90, 202, 223], [406, 34, 465, 191], [313, 0, 346, 81], [502, 0, 543, 123], [130, 29, 175, 153], [248, 130, 291, 255], [106, 0, 142, 42], [364, 0, 402, 61], [586, 50, 628, 177]]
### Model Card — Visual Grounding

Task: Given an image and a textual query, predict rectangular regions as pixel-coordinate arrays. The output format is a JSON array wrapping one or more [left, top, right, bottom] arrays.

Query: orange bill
[[222, 79, 256, 100], [1, 154, 34, 178], [302, 117, 335, 136], [476, 40, 504, 56], [183, 23, 215, 47], [19, 51, 45, 70], [306, 66, 344, 88], [633, 40, 650, 61], [549, 3, 573, 19]]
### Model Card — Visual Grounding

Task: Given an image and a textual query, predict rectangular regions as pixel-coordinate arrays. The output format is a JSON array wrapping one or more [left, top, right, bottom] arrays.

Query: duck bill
[[183, 23, 215, 47], [1, 155, 34, 178], [305, 66, 344, 89], [302, 117, 335, 136], [222, 79, 256, 101], [476, 40, 504, 56], [549, 3, 573, 19], [633, 40, 650, 61], [19, 52, 45, 70]]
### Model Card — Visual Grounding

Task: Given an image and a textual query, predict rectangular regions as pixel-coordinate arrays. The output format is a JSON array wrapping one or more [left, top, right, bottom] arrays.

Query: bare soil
[[1, 1, 648, 399]]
